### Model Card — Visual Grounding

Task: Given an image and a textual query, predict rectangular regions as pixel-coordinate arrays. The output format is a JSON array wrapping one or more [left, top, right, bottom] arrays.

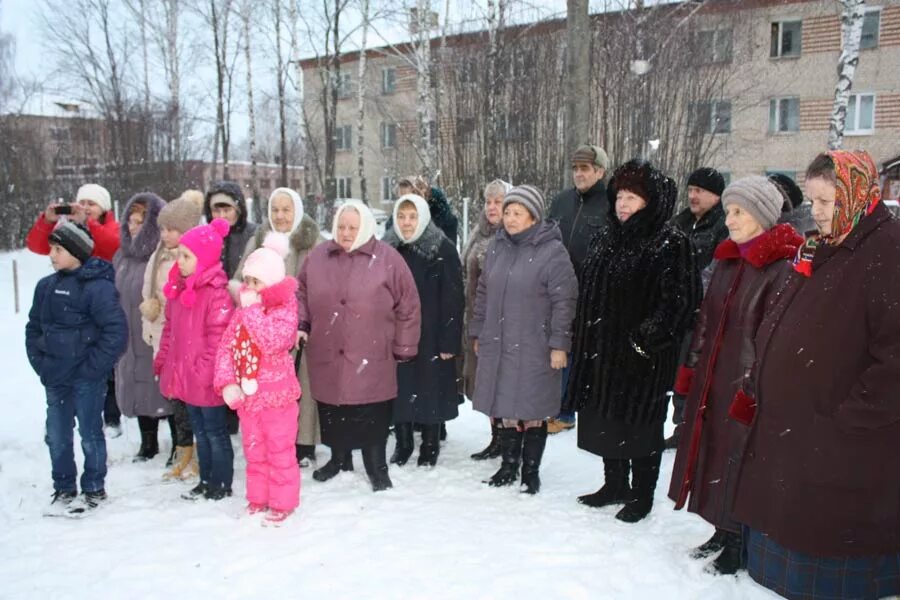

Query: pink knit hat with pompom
[[163, 218, 230, 306], [242, 232, 290, 287]]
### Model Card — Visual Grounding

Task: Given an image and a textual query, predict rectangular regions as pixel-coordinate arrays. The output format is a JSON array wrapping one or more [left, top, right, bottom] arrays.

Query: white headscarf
[[332, 200, 377, 252], [268, 187, 304, 234], [391, 193, 432, 244]]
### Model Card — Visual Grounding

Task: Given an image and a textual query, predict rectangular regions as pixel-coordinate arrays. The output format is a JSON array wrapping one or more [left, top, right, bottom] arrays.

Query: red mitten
[[729, 389, 756, 425], [231, 323, 261, 396]]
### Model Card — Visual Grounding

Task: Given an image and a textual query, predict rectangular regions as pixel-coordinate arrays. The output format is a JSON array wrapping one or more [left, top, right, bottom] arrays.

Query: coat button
[[339, 349, 344, 355], [340, 299, 346, 305]]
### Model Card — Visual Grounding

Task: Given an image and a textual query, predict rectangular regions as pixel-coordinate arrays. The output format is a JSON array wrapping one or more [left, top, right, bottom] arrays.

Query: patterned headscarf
[[793, 150, 882, 277]]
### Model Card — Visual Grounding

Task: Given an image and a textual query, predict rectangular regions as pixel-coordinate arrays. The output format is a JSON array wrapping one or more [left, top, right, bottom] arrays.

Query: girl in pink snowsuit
[[214, 232, 301, 523]]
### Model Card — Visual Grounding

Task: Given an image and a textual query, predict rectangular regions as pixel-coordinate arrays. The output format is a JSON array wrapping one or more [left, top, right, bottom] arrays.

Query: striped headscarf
[[793, 150, 882, 277]]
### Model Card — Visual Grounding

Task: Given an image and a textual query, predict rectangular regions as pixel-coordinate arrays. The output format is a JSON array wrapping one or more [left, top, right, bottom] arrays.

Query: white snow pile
[[0, 249, 778, 599]]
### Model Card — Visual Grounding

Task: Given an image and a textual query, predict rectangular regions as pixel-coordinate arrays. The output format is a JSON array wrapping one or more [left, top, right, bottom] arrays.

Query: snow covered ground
[[0, 249, 779, 600]]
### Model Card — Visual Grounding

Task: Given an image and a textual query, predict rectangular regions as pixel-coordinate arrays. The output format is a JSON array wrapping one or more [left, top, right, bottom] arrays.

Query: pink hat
[[163, 218, 230, 307], [242, 232, 290, 287]]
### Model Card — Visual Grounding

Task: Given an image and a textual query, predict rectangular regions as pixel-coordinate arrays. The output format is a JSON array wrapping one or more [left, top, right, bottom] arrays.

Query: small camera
[[53, 205, 73, 215]]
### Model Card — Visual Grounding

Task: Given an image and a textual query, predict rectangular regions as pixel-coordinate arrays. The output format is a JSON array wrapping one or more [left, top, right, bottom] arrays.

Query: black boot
[[577, 458, 631, 507], [165, 415, 177, 467], [664, 424, 683, 450], [691, 528, 728, 559], [362, 444, 393, 492], [440, 422, 447, 441], [711, 531, 743, 575], [133, 417, 160, 462], [417, 424, 441, 467], [485, 427, 523, 487], [295, 444, 316, 467], [470, 419, 502, 460], [520, 422, 547, 494], [313, 448, 354, 482], [615, 453, 661, 523], [390, 423, 414, 466]]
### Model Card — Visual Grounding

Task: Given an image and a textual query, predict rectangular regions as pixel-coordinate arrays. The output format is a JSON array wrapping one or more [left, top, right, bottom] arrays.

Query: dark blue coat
[[26, 258, 128, 386]]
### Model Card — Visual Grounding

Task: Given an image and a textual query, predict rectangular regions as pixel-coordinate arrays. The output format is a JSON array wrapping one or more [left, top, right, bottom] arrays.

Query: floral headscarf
[[793, 150, 882, 277]]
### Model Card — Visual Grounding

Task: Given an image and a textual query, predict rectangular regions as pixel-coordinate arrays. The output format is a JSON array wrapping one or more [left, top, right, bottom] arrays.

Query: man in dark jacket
[[666, 167, 727, 449], [204, 181, 257, 434], [547, 144, 610, 434], [204, 181, 259, 280]]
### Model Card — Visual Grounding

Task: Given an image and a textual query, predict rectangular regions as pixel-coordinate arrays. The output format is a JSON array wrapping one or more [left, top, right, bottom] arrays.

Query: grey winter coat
[[469, 221, 578, 420], [114, 193, 173, 418]]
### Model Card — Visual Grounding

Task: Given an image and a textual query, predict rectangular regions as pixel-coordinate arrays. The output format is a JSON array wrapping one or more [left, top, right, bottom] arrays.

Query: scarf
[[793, 150, 881, 277]]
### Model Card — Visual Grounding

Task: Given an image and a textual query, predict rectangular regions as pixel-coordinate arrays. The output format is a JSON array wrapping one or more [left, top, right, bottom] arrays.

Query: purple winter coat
[[297, 237, 421, 406], [469, 221, 578, 420]]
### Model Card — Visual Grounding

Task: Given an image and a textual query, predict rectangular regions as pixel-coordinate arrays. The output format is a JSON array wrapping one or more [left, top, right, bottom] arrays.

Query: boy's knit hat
[[158, 197, 203, 234], [242, 232, 290, 287], [163, 218, 230, 307], [49, 221, 94, 264]]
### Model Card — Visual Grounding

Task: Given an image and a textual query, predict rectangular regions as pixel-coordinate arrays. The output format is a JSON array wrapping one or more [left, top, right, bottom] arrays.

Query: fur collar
[[713, 223, 804, 269], [120, 192, 166, 261], [382, 221, 446, 260], [258, 276, 298, 309], [255, 214, 321, 254]]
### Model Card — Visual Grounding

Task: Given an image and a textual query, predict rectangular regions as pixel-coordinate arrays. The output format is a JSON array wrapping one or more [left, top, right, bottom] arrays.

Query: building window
[[690, 100, 732, 134], [846, 93, 875, 135], [696, 29, 733, 64], [769, 97, 800, 133], [336, 177, 352, 199], [861, 9, 881, 50], [770, 20, 802, 58], [335, 72, 352, 99], [382, 68, 396, 94], [381, 122, 397, 149], [335, 125, 352, 151], [381, 176, 396, 202]]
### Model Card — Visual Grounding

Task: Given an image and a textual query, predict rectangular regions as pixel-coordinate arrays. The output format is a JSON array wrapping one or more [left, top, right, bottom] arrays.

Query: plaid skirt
[[746, 528, 900, 600]]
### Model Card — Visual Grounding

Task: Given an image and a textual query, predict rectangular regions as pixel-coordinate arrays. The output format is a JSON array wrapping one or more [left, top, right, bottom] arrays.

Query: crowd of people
[[22, 145, 900, 599]]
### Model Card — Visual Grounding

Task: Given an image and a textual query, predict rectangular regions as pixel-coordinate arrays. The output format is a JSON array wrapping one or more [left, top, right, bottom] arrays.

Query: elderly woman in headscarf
[[233, 187, 324, 468], [732, 150, 900, 600], [470, 185, 578, 494], [383, 194, 464, 468], [463, 179, 509, 460], [296, 201, 421, 492]]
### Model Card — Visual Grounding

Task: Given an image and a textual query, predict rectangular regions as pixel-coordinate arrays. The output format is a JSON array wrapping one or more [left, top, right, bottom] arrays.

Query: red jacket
[[26, 213, 121, 262]]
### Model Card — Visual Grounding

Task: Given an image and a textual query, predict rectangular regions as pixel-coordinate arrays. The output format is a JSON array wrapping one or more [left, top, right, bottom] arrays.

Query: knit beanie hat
[[503, 185, 545, 221], [242, 232, 290, 287], [268, 187, 304, 233], [571, 144, 610, 170], [49, 221, 94, 264], [163, 218, 230, 306], [768, 173, 804, 212], [722, 176, 784, 231], [76, 183, 112, 213], [687, 168, 726, 197], [158, 197, 203, 234]]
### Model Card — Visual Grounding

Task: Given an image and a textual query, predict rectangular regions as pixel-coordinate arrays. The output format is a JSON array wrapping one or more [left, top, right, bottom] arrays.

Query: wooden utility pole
[[565, 0, 590, 164]]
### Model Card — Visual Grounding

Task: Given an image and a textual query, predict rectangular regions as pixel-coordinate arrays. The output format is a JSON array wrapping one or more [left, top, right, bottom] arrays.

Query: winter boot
[[133, 426, 160, 463], [485, 427, 524, 487], [163, 446, 194, 480], [187, 444, 200, 479], [440, 422, 447, 441], [390, 423, 414, 466], [664, 424, 683, 450], [44, 490, 77, 516], [710, 531, 743, 575], [615, 453, 661, 523], [362, 444, 393, 492], [417, 424, 441, 467], [296, 444, 316, 468], [312, 448, 354, 482], [520, 422, 548, 494], [182, 482, 208, 501], [577, 458, 631, 508], [691, 528, 728, 559], [67, 489, 107, 516], [165, 415, 178, 467], [470, 419, 502, 460], [204, 484, 233, 501]]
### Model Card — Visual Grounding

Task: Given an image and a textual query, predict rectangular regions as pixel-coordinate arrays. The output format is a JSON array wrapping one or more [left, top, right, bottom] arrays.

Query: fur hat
[[76, 183, 111, 213], [242, 232, 290, 287], [503, 185, 545, 221], [392, 194, 432, 244], [687, 168, 726, 197], [159, 197, 203, 234], [768, 173, 804, 212], [163, 218, 230, 307], [571, 145, 610, 170], [49, 221, 94, 264], [722, 176, 784, 231]]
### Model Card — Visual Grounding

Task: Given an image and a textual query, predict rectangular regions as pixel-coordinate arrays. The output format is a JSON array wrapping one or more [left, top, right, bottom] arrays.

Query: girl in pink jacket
[[214, 233, 301, 524], [153, 218, 235, 501]]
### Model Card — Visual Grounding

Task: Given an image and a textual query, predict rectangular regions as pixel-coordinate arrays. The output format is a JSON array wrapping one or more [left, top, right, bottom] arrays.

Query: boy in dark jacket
[[25, 222, 128, 517]]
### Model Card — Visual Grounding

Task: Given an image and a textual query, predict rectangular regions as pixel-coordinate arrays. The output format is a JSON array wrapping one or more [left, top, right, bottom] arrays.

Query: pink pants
[[239, 402, 300, 511]]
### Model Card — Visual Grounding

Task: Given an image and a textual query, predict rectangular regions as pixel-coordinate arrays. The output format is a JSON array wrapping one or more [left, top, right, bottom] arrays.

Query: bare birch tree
[[241, 0, 261, 220], [828, 0, 866, 150], [273, 0, 289, 186], [355, 0, 371, 204]]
